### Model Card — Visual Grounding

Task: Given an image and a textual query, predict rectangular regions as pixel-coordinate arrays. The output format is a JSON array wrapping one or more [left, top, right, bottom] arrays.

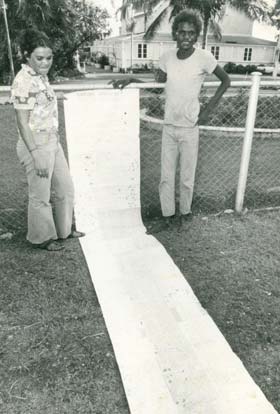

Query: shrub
[[142, 89, 280, 129], [223, 62, 236, 73], [223, 62, 258, 75], [132, 63, 153, 73], [99, 54, 109, 67], [244, 64, 258, 74], [235, 64, 246, 74]]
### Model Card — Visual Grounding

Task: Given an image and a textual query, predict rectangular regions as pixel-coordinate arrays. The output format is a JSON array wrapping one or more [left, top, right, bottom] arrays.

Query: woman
[[11, 29, 84, 251]]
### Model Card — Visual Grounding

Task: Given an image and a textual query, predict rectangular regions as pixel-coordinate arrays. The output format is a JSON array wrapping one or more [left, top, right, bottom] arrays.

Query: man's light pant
[[17, 132, 74, 244], [159, 124, 199, 217]]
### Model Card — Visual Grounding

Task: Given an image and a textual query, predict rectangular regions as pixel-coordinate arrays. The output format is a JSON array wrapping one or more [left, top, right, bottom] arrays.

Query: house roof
[[140, 33, 174, 42], [103, 32, 175, 43], [103, 33, 276, 47], [208, 34, 276, 46]]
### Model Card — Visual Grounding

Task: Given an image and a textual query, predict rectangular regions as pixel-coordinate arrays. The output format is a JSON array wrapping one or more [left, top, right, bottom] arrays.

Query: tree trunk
[[202, 16, 209, 50]]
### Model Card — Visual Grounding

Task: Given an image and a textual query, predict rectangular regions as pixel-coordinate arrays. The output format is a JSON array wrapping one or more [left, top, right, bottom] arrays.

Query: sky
[[90, 0, 278, 41], [90, 0, 122, 35], [254, 0, 277, 40]]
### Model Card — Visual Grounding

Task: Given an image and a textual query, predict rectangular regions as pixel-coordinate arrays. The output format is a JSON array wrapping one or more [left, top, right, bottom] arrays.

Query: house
[[90, 2, 277, 70]]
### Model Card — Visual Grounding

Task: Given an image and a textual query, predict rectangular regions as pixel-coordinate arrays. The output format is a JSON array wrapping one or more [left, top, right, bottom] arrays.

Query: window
[[138, 43, 147, 58], [244, 47, 252, 61], [211, 46, 220, 60]]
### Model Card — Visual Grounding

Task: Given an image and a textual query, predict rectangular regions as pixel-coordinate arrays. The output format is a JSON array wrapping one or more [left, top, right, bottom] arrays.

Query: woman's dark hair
[[19, 28, 52, 60], [172, 10, 202, 40]]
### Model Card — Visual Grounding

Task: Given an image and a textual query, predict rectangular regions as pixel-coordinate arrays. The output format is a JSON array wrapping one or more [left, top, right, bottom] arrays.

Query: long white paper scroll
[[64, 89, 277, 414]]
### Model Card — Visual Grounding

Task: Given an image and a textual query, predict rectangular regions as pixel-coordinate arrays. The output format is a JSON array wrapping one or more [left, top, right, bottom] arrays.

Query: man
[[112, 10, 230, 232]]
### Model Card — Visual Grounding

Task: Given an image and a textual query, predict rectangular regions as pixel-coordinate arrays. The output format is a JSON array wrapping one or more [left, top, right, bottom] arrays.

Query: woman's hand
[[31, 149, 49, 178]]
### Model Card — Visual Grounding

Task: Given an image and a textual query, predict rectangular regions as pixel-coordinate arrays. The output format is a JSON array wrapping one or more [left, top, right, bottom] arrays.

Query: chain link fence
[[245, 86, 280, 210], [140, 86, 249, 216], [139, 81, 280, 217], [0, 103, 26, 233], [1, 78, 280, 233]]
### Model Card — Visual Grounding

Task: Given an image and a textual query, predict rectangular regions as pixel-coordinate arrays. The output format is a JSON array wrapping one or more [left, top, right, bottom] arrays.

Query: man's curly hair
[[172, 10, 202, 40]]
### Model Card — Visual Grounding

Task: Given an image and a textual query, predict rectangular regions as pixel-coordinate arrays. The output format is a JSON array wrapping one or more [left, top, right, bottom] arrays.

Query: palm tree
[[116, 1, 136, 70], [146, 0, 225, 48], [133, 0, 163, 31], [115, 0, 161, 69], [230, 0, 271, 21], [17, 0, 52, 27], [0, 0, 109, 82], [270, 0, 280, 27], [143, 0, 271, 48], [116, 0, 162, 32]]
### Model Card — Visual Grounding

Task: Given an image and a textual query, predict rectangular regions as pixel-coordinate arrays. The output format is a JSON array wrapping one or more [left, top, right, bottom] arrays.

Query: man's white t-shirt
[[159, 48, 217, 127]]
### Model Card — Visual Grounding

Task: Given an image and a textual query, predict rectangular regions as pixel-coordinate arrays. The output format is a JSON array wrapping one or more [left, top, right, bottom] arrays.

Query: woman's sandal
[[66, 230, 85, 239], [37, 240, 65, 251]]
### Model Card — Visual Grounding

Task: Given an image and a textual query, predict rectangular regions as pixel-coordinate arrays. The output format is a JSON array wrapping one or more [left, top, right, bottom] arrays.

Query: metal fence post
[[1, 0, 15, 81], [235, 72, 262, 213]]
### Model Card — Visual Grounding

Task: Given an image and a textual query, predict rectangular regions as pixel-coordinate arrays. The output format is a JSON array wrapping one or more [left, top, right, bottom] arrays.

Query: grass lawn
[[0, 102, 129, 414], [1, 100, 280, 413], [147, 210, 280, 412], [0, 237, 129, 414]]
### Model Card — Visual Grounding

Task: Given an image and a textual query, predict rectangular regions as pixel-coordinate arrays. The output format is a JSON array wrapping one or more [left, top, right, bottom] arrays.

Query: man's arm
[[109, 67, 167, 89], [198, 65, 231, 125], [109, 77, 143, 89]]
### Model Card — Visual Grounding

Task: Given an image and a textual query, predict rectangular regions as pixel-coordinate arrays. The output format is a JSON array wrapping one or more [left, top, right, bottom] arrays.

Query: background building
[[90, 2, 277, 70]]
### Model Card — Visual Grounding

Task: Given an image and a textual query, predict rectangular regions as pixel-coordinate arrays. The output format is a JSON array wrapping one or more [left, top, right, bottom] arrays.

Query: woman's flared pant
[[17, 136, 75, 244]]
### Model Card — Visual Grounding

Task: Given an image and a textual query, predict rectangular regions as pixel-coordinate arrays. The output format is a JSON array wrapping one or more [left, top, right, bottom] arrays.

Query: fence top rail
[[1, 79, 280, 93]]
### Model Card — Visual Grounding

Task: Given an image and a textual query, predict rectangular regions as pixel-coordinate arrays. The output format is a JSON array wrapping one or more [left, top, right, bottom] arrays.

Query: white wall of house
[[209, 43, 275, 66], [251, 46, 275, 64], [124, 39, 175, 68], [92, 37, 275, 69], [92, 36, 175, 69]]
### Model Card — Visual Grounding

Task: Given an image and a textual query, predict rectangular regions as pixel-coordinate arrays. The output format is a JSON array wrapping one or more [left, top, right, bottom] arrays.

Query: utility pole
[[273, 33, 280, 78], [125, 3, 135, 72], [272, 16, 280, 79], [1, 0, 15, 81]]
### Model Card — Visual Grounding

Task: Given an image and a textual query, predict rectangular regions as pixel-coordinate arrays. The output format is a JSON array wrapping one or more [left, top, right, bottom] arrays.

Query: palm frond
[[209, 18, 222, 41], [115, 1, 130, 20], [169, 0, 199, 18], [144, 5, 169, 39], [229, 0, 271, 22]]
